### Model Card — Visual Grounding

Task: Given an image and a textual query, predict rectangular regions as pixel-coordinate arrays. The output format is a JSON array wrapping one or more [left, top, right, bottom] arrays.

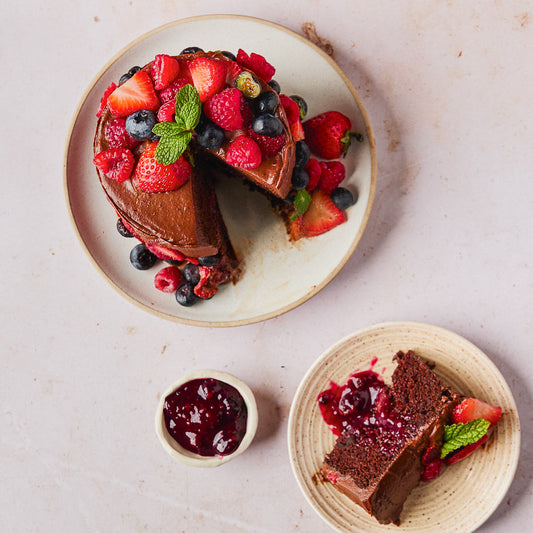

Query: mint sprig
[[290, 189, 312, 221], [151, 84, 201, 165], [440, 418, 490, 459]]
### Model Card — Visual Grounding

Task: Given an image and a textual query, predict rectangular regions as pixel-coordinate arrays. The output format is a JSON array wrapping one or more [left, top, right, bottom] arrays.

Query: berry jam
[[163, 378, 247, 457], [318, 370, 414, 455]]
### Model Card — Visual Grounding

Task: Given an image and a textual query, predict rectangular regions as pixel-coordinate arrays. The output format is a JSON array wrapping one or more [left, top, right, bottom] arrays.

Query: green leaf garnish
[[290, 189, 312, 221], [152, 84, 201, 165], [440, 418, 490, 459]]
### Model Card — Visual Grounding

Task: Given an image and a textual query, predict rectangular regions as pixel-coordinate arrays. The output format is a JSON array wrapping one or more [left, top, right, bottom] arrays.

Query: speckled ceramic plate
[[288, 322, 520, 533], [63, 15, 376, 327]]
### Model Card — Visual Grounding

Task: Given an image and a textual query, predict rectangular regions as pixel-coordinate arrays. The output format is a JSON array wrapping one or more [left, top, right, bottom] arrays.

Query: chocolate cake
[[319, 351, 461, 525]]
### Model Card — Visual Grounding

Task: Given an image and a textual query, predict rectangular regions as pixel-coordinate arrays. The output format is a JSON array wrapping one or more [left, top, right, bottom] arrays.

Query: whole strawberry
[[303, 111, 354, 159], [133, 142, 192, 193]]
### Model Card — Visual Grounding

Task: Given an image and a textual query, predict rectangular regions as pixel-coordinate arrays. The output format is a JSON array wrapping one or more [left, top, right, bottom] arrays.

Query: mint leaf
[[155, 132, 192, 165], [175, 84, 201, 130], [290, 189, 312, 221], [440, 419, 490, 459], [152, 121, 183, 138]]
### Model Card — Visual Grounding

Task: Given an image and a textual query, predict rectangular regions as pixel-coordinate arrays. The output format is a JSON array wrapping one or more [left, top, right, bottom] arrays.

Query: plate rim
[[287, 320, 521, 533], [63, 14, 377, 327]]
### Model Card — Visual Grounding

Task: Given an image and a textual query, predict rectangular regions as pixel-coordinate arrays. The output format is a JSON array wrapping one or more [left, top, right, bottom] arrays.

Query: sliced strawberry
[[93, 148, 134, 182], [445, 433, 489, 465], [279, 94, 301, 125], [151, 54, 180, 90], [154, 265, 182, 293], [188, 57, 227, 103], [319, 161, 346, 193], [236, 49, 275, 82], [158, 77, 192, 103], [204, 88, 246, 131], [96, 82, 117, 117], [288, 215, 306, 241], [133, 142, 192, 193], [145, 242, 187, 262], [226, 135, 262, 169], [290, 119, 305, 141], [302, 189, 346, 237], [452, 398, 502, 427], [226, 60, 243, 85], [107, 71, 159, 117], [305, 158, 322, 191]]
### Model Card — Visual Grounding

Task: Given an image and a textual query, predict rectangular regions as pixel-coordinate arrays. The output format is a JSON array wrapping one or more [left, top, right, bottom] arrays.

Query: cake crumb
[[302, 22, 335, 59]]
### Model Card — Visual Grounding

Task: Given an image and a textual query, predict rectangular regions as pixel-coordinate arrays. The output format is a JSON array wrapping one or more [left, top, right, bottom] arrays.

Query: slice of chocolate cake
[[319, 351, 461, 525]]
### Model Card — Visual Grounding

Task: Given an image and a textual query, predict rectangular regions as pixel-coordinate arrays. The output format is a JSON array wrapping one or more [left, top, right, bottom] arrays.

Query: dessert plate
[[288, 322, 520, 533], [64, 15, 376, 327]]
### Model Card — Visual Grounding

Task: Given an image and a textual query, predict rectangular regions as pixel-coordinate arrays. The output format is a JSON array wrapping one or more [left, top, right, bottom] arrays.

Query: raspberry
[[226, 135, 262, 169], [158, 77, 191, 103], [93, 148, 134, 183], [193, 266, 219, 299], [157, 101, 175, 122], [318, 161, 346, 193], [236, 49, 275, 82], [96, 82, 117, 117], [204, 88, 246, 131], [154, 266, 182, 293], [305, 158, 321, 191], [104, 118, 139, 149], [248, 126, 285, 158]]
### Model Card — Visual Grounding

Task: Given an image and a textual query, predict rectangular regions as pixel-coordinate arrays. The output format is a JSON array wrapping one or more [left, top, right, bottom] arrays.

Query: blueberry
[[195, 119, 225, 150], [183, 263, 201, 285], [295, 141, 311, 168], [235, 71, 261, 99], [253, 92, 278, 116], [331, 187, 357, 210], [119, 66, 141, 84], [130, 243, 158, 270], [220, 50, 236, 61], [267, 79, 281, 93], [116, 218, 133, 238], [291, 167, 310, 190], [126, 110, 157, 141], [198, 254, 221, 266], [252, 114, 284, 137], [180, 46, 203, 54], [290, 95, 308, 119], [175, 283, 198, 306]]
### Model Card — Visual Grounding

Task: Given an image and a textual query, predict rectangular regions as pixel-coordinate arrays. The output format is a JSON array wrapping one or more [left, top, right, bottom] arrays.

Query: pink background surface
[[2, 1, 532, 531]]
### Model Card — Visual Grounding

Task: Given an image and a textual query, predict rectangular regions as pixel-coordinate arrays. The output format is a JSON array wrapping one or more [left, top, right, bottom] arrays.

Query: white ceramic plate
[[288, 322, 520, 533], [63, 15, 377, 327]]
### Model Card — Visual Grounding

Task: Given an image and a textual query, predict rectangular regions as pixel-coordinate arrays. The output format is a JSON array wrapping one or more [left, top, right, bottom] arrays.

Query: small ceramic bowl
[[155, 369, 258, 467]]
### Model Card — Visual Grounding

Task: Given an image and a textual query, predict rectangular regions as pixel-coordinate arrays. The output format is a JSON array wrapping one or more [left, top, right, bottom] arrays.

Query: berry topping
[[290, 95, 308, 120], [119, 66, 141, 85], [295, 140, 311, 168], [104, 117, 139, 149], [198, 254, 221, 267], [158, 76, 192, 103], [145, 243, 188, 263], [194, 266, 219, 299], [291, 167, 310, 190], [252, 113, 284, 138], [226, 135, 262, 170], [331, 187, 356, 210], [180, 46, 203, 55], [445, 433, 489, 465], [248, 126, 285, 158], [195, 118, 225, 151], [151, 54, 180, 90], [204, 88, 246, 131], [420, 458, 444, 482], [235, 71, 261, 99], [175, 283, 198, 306], [93, 148, 134, 183], [267, 79, 281, 93], [305, 158, 322, 191], [236, 49, 275, 82], [133, 142, 192, 193], [116, 218, 134, 238], [221, 50, 237, 61], [188, 57, 227, 103], [319, 160, 346, 193], [125, 110, 157, 141], [130, 243, 158, 270], [253, 91, 279, 116], [107, 71, 159, 117], [452, 398, 502, 427], [96, 82, 117, 118], [182, 263, 201, 285], [154, 265, 182, 293], [303, 111, 354, 159], [157, 101, 175, 122], [301, 189, 346, 237], [279, 94, 305, 140]]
